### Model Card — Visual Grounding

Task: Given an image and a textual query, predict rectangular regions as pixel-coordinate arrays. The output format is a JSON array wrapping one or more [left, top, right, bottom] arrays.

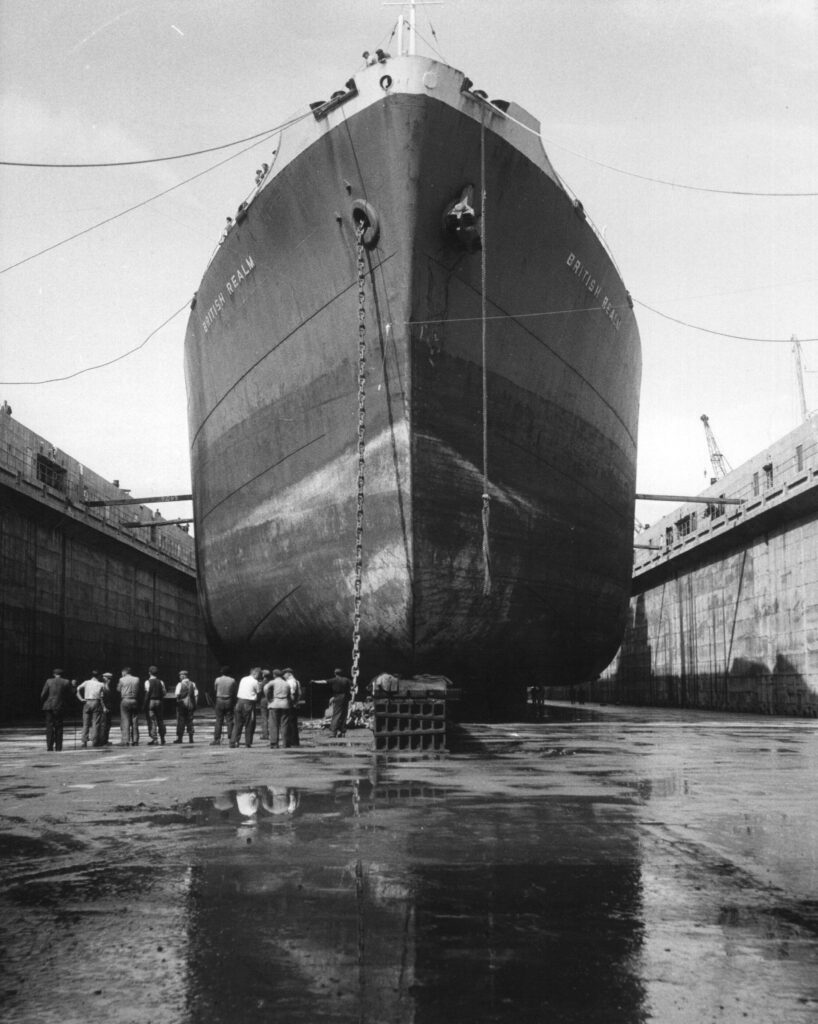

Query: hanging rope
[[351, 224, 368, 693], [480, 118, 492, 597]]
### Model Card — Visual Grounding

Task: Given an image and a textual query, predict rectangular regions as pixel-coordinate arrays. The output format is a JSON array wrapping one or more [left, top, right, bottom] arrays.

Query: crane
[[701, 414, 732, 480], [792, 336, 808, 422]]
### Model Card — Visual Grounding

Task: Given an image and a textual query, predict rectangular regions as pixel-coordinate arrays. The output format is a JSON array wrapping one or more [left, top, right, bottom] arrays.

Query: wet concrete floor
[[0, 702, 816, 1023]]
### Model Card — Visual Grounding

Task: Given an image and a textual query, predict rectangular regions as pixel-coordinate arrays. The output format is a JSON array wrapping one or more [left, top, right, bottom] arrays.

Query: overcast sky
[[1, 0, 816, 529]]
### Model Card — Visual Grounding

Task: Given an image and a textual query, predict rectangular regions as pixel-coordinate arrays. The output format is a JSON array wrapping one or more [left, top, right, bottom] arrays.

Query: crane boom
[[793, 336, 808, 422], [701, 414, 732, 479]]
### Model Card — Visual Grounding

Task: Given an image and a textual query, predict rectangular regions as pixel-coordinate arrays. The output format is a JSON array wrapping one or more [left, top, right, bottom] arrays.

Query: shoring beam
[[635, 492, 743, 506], [84, 494, 192, 507], [121, 518, 194, 528]]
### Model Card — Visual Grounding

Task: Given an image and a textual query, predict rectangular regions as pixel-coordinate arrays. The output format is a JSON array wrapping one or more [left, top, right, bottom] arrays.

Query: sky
[[1, 0, 816, 531]]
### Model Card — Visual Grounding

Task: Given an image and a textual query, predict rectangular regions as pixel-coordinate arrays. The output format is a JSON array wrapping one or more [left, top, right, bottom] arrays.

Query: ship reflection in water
[[180, 779, 645, 1023]]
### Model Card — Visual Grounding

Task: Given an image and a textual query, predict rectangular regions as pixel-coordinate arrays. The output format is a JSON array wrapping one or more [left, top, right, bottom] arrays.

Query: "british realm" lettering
[[201, 256, 256, 334], [566, 252, 621, 331]]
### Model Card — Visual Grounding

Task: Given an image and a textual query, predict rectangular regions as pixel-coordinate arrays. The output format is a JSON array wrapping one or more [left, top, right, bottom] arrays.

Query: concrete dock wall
[[548, 420, 818, 716], [1, 410, 218, 718], [607, 511, 818, 715]]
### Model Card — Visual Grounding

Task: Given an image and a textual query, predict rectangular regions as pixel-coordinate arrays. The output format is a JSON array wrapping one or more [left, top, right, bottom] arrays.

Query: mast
[[408, 0, 416, 55], [386, 0, 443, 56]]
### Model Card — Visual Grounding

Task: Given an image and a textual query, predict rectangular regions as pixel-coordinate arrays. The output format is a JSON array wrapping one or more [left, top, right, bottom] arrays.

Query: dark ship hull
[[184, 55, 641, 712]]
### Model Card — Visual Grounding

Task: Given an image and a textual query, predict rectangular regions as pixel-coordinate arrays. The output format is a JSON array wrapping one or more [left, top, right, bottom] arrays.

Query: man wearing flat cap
[[77, 670, 107, 748], [40, 668, 75, 751]]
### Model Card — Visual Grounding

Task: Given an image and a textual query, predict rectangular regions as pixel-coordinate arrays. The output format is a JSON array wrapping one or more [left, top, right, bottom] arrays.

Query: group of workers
[[40, 666, 201, 750], [213, 666, 356, 748], [39, 663, 355, 752]]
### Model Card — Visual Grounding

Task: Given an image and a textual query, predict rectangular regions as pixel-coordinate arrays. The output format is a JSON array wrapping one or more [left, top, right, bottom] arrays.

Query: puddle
[[183, 778, 454, 830], [183, 858, 647, 1024], [2, 715, 817, 1023], [174, 781, 646, 1023]]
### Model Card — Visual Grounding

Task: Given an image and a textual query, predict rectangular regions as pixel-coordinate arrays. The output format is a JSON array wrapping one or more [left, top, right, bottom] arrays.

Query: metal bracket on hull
[[310, 79, 358, 121]]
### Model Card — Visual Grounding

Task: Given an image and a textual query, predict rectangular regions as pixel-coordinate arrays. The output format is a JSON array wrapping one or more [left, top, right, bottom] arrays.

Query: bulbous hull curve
[[184, 57, 641, 713]]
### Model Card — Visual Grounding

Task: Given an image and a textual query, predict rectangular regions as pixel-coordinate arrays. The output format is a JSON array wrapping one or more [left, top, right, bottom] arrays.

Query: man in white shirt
[[230, 667, 261, 748], [77, 670, 106, 748]]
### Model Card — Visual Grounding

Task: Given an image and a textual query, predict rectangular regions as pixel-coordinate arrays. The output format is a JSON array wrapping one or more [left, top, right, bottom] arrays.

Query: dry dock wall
[[608, 514, 818, 715], [548, 420, 818, 716], [0, 409, 218, 719]]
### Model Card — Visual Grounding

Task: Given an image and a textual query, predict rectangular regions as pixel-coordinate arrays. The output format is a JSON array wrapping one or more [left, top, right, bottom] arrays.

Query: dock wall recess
[[547, 419, 818, 716], [0, 410, 219, 719]]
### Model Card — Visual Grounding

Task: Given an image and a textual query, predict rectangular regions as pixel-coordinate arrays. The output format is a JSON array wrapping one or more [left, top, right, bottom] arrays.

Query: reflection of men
[[236, 790, 259, 822], [230, 668, 261, 748], [41, 668, 75, 751], [314, 668, 353, 737], [211, 666, 237, 745], [77, 670, 106, 748], [212, 791, 234, 815], [144, 667, 167, 745], [118, 667, 141, 746], [261, 787, 300, 815], [174, 670, 198, 744], [236, 790, 259, 834]]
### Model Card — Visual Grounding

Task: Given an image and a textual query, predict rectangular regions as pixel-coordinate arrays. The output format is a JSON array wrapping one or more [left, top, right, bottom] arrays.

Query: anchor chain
[[351, 224, 367, 694], [480, 116, 492, 596]]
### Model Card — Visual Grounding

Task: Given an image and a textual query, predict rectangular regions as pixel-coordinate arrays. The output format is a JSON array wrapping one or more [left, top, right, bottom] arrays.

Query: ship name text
[[201, 256, 256, 334], [566, 253, 621, 330]]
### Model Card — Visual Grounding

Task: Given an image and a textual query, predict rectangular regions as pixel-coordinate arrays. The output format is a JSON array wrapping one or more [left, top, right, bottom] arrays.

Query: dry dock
[[1, 703, 816, 1023]]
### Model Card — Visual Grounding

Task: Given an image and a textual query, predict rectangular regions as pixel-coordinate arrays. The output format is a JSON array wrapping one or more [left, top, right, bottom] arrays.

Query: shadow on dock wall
[[564, 516, 818, 717], [544, 598, 818, 716], [623, 653, 817, 717]]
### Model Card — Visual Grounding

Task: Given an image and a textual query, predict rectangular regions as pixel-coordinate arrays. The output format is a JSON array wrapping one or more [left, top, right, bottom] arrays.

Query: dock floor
[[1, 703, 816, 1023]]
